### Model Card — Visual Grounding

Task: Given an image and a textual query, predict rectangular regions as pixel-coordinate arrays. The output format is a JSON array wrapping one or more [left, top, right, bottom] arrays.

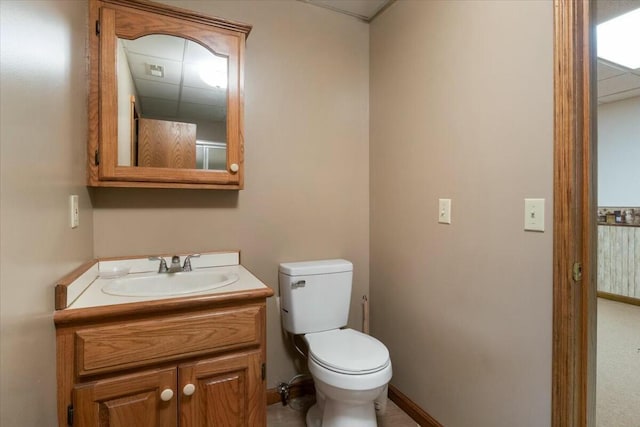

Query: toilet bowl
[[278, 260, 392, 427], [304, 328, 392, 427]]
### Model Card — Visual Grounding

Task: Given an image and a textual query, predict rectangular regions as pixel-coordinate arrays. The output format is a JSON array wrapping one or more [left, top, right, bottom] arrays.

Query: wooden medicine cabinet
[[88, 0, 251, 189]]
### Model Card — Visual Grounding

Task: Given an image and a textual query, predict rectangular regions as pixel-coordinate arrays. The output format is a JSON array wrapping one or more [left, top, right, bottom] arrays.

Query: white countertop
[[65, 252, 270, 310]]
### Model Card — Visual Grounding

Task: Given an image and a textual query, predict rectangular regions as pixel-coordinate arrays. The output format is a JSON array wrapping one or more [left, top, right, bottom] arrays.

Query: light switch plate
[[439, 199, 451, 224], [70, 195, 79, 228], [524, 198, 544, 232]]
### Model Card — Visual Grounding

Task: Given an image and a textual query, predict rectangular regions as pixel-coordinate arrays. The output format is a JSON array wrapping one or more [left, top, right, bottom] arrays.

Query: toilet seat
[[304, 328, 390, 375]]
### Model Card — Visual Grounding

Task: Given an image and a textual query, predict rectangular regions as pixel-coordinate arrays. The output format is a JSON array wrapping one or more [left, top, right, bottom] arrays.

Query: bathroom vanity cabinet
[[53, 252, 273, 426], [56, 300, 266, 427], [56, 302, 267, 426]]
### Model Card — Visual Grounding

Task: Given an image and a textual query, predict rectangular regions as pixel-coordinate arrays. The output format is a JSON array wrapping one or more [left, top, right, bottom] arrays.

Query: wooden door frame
[[552, 0, 597, 426]]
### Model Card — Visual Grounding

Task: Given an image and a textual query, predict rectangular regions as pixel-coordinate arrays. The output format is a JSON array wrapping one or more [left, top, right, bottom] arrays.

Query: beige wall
[[92, 0, 370, 388], [370, 1, 554, 426], [0, 1, 94, 425]]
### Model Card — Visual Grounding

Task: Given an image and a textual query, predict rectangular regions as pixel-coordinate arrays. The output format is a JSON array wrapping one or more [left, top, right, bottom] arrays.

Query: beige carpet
[[596, 298, 640, 427]]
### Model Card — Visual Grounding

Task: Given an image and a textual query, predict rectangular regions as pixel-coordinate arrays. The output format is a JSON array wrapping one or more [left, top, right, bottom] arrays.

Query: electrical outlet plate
[[524, 198, 544, 231], [438, 199, 451, 224]]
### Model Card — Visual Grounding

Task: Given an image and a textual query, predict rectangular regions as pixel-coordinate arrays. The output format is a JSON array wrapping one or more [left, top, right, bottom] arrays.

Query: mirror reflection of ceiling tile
[[183, 63, 215, 90], [122, 35, 185, 61], [184, 40, 226, 64], [178, 102, 225, 121], [126, 52, 182, 85], [139, 97, 178, 117], [181, 86, 226, 107], [134, 78, 179, 101], [123, 35, 228, 124]]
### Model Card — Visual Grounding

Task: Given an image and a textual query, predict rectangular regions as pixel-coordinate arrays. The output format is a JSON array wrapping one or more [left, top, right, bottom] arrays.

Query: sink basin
[[101, 269, 239, 297]]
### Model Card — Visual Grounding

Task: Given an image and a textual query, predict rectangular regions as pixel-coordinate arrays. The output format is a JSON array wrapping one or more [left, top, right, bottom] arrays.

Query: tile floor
[[267, 396, 419, 426]]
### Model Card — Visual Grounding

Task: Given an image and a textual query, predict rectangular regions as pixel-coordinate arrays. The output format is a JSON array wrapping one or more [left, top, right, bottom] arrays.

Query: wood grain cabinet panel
[[75, 306, 261, 376], [74, 368, 177, 427], [56, 301, 268, 426], [180, 351, 264, 427], [137, 118, 196, 169]]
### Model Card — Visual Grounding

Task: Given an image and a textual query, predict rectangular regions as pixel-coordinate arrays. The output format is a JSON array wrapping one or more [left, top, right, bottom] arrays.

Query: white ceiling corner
[[299, 0, 393, 21]]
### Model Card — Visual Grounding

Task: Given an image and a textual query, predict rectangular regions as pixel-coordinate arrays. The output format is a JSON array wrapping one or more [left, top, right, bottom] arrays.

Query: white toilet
[[279, 259, 392, 427]]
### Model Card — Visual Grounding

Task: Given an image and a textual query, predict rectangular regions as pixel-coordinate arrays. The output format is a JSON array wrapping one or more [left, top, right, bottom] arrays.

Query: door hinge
[[67, 404, 74, 426], [261, 363, 266, 381], [572, 262, 583, 282], [95, 149, 100, 165], [95, 20, 100, 35]]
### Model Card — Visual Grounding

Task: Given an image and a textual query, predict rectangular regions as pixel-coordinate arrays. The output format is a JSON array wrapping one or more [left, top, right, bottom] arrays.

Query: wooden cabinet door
[[137, 118, 196, 169], [73, 367, 177, 427], [179, 351, 265, 427]]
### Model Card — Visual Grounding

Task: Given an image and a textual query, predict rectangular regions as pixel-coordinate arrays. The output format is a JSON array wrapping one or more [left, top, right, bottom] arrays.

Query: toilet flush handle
[[291, 280, 306, 289]]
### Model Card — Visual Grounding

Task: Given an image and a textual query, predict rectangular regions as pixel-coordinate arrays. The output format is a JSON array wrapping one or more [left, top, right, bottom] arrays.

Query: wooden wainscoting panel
[[597, 225, 640, 299]]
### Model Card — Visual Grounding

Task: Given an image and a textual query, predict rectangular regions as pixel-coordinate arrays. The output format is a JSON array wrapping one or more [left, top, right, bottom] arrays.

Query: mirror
[[88, 0, 251, 189], [117, 35, 228, 170]]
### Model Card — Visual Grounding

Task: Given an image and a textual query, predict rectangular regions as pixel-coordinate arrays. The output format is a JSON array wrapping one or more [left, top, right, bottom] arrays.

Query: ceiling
[[597, 60, 640, 104], [298, 0, 393, 21], [595, 1, 640, 103]]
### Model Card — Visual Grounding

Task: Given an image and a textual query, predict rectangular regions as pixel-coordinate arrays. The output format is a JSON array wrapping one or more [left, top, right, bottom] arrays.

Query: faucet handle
[[182, 254, 201, 272], [149, 256, 168, 273]]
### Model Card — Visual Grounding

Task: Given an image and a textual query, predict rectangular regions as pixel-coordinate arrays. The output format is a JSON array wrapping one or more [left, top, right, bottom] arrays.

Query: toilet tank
[[279, 259, 353, 335]]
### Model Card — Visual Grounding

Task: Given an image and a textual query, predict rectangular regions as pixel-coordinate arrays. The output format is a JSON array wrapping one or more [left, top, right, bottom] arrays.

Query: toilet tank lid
[[279, 259, 352, 276]]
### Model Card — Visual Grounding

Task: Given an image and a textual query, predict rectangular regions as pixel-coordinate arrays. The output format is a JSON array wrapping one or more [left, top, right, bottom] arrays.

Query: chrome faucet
[[182, 253, 201, 272], [149, 256, 169, 273], [149, 254, 200, 273]]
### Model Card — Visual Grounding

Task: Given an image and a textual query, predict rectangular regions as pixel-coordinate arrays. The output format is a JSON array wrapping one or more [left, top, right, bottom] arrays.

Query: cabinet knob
[[183, 383, 196, 396], [230, 163, 239, 173], [160, 388, 174, 402]]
